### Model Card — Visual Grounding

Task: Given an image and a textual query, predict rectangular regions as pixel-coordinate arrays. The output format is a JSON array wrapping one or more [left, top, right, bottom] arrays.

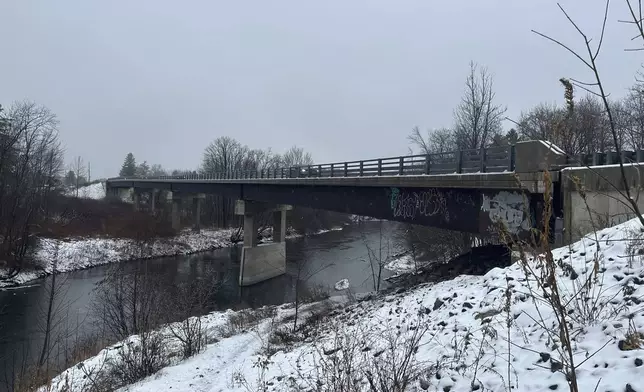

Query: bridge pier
[[150, 189, 157, 213], [170, 193, 182, 231], [132, 188, 142, 211], [191, 193, 205, 232], [235, 200, 291, 286], [169, 192, 205, 232]]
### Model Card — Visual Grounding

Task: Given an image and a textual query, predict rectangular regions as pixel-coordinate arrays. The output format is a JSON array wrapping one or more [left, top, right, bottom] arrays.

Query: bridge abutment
[[235, 200, 291, 286]]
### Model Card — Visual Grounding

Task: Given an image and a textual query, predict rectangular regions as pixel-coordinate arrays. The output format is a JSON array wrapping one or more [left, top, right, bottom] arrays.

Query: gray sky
[[1, 0, 643, 179]]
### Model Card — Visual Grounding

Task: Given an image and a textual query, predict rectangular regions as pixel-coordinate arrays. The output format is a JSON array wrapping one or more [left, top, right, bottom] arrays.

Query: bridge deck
[[106, 171, 547, 192]]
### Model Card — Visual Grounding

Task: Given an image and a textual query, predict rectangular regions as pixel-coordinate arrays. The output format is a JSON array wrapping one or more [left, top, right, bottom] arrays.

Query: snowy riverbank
[[0, 225, 347, 289], [0, 228, 236, 289], [41, 218, 644, 391]]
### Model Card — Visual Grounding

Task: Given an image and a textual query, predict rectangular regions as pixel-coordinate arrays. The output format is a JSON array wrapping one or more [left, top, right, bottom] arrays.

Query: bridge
[[105, 140, 644, 286]]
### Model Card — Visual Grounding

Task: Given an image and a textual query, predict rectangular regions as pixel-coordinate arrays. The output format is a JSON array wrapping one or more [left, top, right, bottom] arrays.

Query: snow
[[539, 140, 567, 155], [384, 253, 419, 273], [39, 218, 644, 391], [0, 228, 236, 288], [65, 182, 107, 199], [334, 278, 350, 291], [0, 225, 345, 289], [564, 162, 644, 170]]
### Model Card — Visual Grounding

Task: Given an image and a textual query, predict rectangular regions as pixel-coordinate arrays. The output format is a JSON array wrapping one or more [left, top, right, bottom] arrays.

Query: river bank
[[0, 229, 237, 289], [0, 226, 346, 290], [39, 217, 644, 392]]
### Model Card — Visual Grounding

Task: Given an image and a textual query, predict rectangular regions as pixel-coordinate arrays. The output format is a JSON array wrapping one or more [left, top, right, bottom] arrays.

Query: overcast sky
[[1, 0, 643, 178]]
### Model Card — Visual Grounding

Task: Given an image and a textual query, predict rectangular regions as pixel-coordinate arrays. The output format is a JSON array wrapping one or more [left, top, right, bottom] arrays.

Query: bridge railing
[[113, 145, 516, 181]]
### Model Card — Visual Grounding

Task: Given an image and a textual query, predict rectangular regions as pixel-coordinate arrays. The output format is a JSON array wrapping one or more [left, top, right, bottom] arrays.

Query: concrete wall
[[239, 242, 286, 286], [562, 164, 644, 242]]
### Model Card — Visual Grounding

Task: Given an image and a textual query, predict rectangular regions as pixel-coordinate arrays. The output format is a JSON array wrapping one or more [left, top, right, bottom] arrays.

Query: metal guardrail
[[111, 145, 516, 181], [570, 150, 644, 166]]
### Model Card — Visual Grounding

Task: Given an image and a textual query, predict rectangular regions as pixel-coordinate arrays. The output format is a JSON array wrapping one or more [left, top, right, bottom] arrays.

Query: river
[[0, 221, 404, 389]]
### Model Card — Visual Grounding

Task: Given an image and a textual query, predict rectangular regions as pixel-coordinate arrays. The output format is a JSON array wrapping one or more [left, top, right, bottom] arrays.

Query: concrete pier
[[235, 200, 291, 286]]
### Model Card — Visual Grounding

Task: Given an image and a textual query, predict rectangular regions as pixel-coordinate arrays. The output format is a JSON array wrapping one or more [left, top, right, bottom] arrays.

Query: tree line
[[116, 139, 315, 229], [0, 101, 63, 278], [408, 61, 644, 157]]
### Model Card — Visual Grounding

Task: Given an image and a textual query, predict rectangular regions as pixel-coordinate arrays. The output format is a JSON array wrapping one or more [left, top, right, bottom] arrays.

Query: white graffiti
[[391, 189, 447, 220], [481, 191, 530, 234]]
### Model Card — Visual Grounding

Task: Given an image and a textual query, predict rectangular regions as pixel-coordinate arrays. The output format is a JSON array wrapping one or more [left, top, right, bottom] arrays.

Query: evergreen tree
[[119, 153, 137, 177], [64, 170, 76, 187]]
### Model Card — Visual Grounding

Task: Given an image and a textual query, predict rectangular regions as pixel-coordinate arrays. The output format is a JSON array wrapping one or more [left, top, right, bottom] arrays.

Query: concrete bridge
[[105, 140, 644, 286]]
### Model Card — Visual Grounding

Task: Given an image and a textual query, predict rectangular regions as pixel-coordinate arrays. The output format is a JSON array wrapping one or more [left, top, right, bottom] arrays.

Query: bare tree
[[71, 156, 86, 197], [281, 145, 313, 167], [407, 127, 455, 154], [0, 101, 63, 279], [453, 61, 507, 150], [533, 0, 644, 229]]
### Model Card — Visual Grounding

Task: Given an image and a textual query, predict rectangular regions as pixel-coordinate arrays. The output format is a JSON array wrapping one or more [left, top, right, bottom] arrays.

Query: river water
[[0, 221, 403, 387]]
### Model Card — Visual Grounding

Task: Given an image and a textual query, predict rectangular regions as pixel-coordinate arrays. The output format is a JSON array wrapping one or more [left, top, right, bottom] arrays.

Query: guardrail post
[[307, 165, 312, 177], [359, 161, 364, 176], [398, 156, 404, 175], [318, 165, 322, 177], [622, 150, 633, 164], [378, 159, 382, 176], [425, 155, 431, 174], [456, 151, 463, 174], [330, 163, 334, 177], [281, 168, 285, 178], [637, 149, 644, 163], [606, 151, 615, 165], [480, 148, 487, 173], [509, 145, 516, 171], [344, 162, 348, 177]]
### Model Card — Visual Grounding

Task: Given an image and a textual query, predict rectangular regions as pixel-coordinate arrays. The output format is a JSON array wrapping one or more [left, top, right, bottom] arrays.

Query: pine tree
[[119, 153, 137, 177], [64, 170, 76, 187]]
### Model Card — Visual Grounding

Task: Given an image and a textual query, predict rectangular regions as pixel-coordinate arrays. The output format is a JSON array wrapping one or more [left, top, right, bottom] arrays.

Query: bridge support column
[[171, 193, 182, 231], [192, 194, 205, 232], [235, 200, 291, 286], [132, 188, 141, 212], [150, 190, 157, 213]]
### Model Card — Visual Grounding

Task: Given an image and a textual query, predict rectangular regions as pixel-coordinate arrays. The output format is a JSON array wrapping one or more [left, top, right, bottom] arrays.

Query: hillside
[[44, 218, 644, 392], [65, 182, 107, 200]]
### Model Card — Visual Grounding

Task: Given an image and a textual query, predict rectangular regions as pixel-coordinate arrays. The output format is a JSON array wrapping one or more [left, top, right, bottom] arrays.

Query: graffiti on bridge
[[389, 187, 449, 221]]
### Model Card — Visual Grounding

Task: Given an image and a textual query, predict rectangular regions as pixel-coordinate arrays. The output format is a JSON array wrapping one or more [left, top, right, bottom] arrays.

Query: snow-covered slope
[[44, 219, 644, 392], [66, 181, 106, 199]]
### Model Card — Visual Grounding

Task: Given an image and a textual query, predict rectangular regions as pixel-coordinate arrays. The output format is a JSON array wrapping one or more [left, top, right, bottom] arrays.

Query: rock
[[462, 302, 473, 309], [626, 384, 637, 392], [550, 360, 563, 373], [419, 378, 430, 390], [635, 358, 643, 367], [539, 352, 551, 363], [549, 385, 559, 390], [433, 298, 445, 311]]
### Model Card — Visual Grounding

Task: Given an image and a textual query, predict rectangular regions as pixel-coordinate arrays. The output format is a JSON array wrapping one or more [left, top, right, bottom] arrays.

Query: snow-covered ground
[[65, 181, 107, 200], [0, 229, 236, 288], [384, 253, 419, 273], [40, 218, 644, 391]]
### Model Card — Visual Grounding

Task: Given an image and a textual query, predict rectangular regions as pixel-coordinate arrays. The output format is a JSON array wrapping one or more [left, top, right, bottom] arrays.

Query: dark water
[[0, 221, 401, 387]]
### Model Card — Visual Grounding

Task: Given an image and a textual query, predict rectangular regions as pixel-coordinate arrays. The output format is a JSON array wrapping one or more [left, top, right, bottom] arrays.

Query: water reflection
[[0, 221, 401, 388]]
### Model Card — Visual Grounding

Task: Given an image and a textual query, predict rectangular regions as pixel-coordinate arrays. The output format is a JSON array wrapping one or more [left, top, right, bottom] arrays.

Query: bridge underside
[[108, 180, 541, 237]]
